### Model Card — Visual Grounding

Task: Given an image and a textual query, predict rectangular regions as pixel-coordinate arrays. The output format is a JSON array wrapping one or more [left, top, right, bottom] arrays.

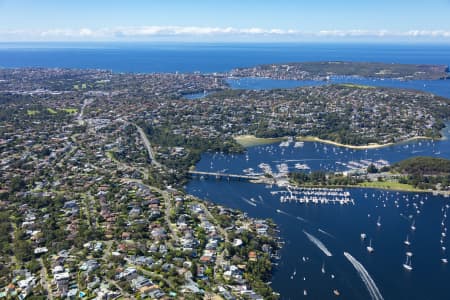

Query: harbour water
[[186, 135, 450, 299], [186, 180, 449, 299], [186, 73, 450, 299]]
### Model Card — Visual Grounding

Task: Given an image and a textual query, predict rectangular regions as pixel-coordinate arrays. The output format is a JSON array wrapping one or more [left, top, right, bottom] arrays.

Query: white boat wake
[[241, 197, 257, 207], [303, 230, 333, 257], [318, 228, 335, 239], [296, 216, 309, 223], [276, 209, 291, 216], [344, 252, 384, 300]]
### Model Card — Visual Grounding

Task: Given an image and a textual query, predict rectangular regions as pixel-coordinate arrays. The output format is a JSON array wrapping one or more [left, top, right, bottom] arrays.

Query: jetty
[[188, 170, 261, 181], [274, 186, 354, 205]]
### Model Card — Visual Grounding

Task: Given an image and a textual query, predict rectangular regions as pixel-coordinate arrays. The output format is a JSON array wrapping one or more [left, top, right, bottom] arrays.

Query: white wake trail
[[318, 228, 335, 239], [344, 252, 384, 300], [303, 230, 333, 257], [241, 197, 257, 207], [296, 216, 309, 223]]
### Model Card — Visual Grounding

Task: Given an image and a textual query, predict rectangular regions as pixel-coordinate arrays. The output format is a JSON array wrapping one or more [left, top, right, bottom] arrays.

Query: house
[[130, 276, 152, 290], [80, 260, 99, 273], [33, 247, 48, 255], [17, 276, 36, 295], [115, 267, 137, 281]]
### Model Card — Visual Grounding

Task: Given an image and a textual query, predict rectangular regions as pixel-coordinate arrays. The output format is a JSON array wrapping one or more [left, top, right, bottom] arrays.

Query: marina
[[277, 187, 354, 205], [187, 131, 450, 299]]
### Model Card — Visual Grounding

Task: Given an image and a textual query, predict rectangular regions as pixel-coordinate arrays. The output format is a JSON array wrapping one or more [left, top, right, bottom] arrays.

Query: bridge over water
[[188, 170, 261, 181]]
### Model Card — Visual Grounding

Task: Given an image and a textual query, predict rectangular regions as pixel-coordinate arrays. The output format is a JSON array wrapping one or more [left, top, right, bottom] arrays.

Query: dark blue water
[[194, 125, 450, 176], [186, 181, 449, 300], [187, 127, 450, 299], [227, 77, 450, 99], [184, 59, 450, 299], [1, 42, 450, 73]]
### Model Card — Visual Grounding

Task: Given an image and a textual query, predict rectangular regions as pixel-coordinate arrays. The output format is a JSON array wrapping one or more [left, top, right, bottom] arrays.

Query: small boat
[[367, 239, 374, 253], [303, 289, 308, 296], [321, 262, 326, 274], [276, 209, 282, 213], [411, 220, 416, 231], [333, 289, 341, 296], [406, 251, 413, 257], [404, 235, 411, 246], [360, 233, 367, 240], [403, 255, 413, 271], [442, 258, 448, 264], [376, 216, 381, 227]]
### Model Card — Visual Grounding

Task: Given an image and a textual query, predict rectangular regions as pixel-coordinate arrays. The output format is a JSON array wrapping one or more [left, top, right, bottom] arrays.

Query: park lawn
[[62, 108, 78, 114], [47, 108, 58, 114], [357, 181, 424, 192], [234, 135, 284, 147], [339, 83, 375, 89], [27, 110, 39, 116]]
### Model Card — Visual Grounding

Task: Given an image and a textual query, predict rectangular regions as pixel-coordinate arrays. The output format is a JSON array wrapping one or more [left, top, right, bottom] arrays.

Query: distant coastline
[[234, 134, 435, 149]]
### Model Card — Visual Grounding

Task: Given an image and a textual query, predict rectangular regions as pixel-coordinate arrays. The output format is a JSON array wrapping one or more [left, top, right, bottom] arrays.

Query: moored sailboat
[[403, 255, 413, 271], [367, 239, 374, 253]]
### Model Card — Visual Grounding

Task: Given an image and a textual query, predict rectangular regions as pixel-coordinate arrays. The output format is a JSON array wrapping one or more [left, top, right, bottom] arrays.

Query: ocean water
[[1, 42, 450, 73]]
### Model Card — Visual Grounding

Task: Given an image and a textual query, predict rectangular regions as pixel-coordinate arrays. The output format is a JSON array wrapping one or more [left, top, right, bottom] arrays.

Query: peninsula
[[229, 61, 450, 80], [288, 156, 450, 193]]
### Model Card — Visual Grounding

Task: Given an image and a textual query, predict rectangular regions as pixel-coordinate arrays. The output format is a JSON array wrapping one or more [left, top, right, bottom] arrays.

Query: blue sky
[[1, 0, 450, 42]]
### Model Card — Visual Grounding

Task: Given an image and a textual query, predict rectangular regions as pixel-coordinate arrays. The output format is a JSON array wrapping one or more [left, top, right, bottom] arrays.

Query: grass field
[[62, 108, 78, 114], [47, 108, 57, 114], [27, 110, 39, 116], [357, 181, 424, 192], [339, 83, 375, 89], [234, 135, 284, 147]]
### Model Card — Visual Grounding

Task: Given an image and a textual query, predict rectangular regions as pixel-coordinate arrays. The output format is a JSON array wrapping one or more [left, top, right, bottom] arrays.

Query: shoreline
[[234, 134, 436, 149], [250, 177, 449, 194], [249, 175, 450, 194]]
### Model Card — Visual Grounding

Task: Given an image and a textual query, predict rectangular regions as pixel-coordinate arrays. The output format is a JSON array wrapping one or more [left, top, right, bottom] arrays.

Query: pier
[[188, 170, 261, 181]]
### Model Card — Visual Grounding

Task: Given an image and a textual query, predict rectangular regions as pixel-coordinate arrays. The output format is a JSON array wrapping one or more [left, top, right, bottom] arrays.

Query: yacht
[[404, 235, 411, 246], [376, 216, 381, 227], [403, 255, 413, 271], [367, 239, 374, 253], [411, 220, 416, 231]]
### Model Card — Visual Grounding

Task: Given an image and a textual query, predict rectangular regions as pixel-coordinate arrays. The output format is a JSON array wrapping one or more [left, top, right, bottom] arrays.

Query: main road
[[133, 123, 162, 169]]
